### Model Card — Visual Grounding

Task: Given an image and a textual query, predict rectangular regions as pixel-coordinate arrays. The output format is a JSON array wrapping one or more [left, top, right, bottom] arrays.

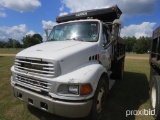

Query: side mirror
[[113, 19, 121, 25], [44, 29, 49, 41], [44, 29, 52, 41], [111, 19, 121, 42]]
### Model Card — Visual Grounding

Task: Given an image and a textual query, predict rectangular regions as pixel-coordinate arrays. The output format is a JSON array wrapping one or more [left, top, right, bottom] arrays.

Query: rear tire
[[150, 75, 160, 119], [90, 77, 109, 120]]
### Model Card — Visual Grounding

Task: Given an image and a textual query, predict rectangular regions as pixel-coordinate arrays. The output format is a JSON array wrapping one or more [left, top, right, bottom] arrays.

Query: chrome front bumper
[[11, 78, 93, 118]]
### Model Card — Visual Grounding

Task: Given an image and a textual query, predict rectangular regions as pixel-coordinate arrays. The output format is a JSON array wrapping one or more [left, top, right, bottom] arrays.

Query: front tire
[[91, 77, 109, 120], [150, 75, 160, 119]]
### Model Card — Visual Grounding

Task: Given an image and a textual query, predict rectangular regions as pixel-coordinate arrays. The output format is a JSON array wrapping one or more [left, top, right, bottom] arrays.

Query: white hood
[[16, 41, 98, 60]]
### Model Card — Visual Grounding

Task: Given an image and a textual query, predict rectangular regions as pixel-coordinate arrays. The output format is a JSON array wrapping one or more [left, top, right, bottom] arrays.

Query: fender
[[52, 61, 108, 100]]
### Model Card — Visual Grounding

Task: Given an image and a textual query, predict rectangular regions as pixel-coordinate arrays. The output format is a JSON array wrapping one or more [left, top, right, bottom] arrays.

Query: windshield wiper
[[66, 37, 84, 41], [47, 38, 57, 41]]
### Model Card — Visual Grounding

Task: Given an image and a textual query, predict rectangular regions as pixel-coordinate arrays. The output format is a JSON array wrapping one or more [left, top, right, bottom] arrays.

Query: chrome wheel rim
[[151, 84, 156, 109], [97, 86, 105, 113]]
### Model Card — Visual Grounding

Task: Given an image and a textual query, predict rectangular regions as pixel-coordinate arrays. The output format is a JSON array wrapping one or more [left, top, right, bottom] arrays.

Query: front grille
[[14, 58, 55, 78], [15, 75, 51, 91]]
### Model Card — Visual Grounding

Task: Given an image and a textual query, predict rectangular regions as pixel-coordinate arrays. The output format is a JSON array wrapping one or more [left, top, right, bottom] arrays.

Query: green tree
[[22, 34, 43, 48], [22, 35, 32, 48], [124, 36, 151, 53], [0, 40, 6, 48], [32, 34, 43, 45], [4, 38, 22, 48], [13, 40, 23, 48], [124, 36, 137, 52], [5, 38, 14, 48], [134, 36, 151, 53]]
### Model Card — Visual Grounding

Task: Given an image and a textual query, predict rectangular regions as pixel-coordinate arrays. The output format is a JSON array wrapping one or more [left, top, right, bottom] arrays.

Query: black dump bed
[[56, 5, 122, 23], [153, 26, 160, 39], [150, 26, 160, 69]]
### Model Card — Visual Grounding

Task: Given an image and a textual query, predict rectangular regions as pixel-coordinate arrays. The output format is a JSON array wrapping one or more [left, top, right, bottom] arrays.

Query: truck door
[[101, 24, 112, 70]]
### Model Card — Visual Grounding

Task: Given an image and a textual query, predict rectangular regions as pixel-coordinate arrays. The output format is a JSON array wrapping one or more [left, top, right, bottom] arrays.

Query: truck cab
[[10, 5, 125, 120]]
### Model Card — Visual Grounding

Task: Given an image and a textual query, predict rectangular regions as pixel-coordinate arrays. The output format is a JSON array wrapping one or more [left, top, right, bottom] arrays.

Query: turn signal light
[[112, 7, 115, 11], [80, 84, 92, 95], [98, 54, 100, 61]]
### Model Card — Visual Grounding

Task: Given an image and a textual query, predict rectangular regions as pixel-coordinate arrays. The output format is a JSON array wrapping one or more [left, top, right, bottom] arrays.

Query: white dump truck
[[10, 5, 125, 120]]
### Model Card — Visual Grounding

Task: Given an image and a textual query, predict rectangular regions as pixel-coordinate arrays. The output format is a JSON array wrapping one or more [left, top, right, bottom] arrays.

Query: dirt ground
[[0, 54, 16, 56]]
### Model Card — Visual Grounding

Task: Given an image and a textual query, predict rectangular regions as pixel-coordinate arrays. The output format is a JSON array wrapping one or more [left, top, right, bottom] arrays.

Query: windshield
[[48, 21, 99, 42]]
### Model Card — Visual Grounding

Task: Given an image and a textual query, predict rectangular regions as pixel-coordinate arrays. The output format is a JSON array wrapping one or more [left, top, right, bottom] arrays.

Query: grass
[[0, 54, 154, 120], [104, 55, 153, 120], [126, 53, 149, 57], [0, 49, 22, 54]]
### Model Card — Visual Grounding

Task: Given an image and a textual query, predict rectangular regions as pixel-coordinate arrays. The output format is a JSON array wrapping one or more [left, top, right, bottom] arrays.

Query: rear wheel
[[91, 77, 109, 120], [150, 75, 160, 119]]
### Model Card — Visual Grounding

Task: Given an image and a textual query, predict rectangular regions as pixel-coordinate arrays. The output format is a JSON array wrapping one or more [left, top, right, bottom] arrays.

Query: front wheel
[[90, 78, 109, 120]]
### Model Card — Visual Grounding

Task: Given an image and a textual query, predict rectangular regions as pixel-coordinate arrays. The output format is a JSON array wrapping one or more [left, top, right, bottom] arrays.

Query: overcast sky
[[0, 0, 159, 41]]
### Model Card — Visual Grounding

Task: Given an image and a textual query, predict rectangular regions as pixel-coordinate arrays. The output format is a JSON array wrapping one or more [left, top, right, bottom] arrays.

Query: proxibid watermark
[[126, 109, 155, 117]]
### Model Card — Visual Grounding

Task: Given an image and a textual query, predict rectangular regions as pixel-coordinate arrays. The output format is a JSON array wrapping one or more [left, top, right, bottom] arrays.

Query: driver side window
[[102, 25, 110, 46]]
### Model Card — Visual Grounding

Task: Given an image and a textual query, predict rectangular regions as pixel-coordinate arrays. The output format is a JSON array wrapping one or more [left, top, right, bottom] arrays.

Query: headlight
[[57, 84, 79, 95], [69, 85, 79, 94], [57, 84, 92, 96]]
